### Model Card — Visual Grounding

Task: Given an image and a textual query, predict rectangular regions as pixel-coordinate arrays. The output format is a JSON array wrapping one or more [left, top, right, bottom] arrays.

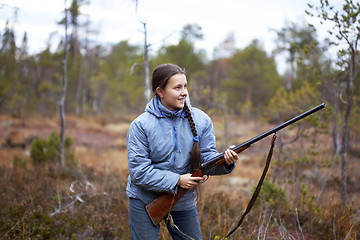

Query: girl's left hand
[[224, 145, 238, 165]]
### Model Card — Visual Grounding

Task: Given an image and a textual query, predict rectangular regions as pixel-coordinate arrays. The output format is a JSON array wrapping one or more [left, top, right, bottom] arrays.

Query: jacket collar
[[146, 96, 189, 118]]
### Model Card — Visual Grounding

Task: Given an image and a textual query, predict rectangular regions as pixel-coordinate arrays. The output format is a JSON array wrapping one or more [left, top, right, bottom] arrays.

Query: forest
[[0, 0, 360, 239]]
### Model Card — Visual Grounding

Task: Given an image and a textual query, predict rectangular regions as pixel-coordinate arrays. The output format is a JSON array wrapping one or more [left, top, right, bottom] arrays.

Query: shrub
[[0, 165, 130, 239], [30, 132, 75, 166], [12, 154, 27, 168], [256, 179, 287, 209]]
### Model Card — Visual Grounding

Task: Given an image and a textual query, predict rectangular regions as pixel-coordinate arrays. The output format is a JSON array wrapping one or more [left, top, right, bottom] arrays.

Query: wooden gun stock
[[145, 103, 326, 226], [145, 187, 187, 226]]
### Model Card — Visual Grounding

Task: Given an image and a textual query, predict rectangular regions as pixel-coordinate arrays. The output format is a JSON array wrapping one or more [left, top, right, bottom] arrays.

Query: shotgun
[[145, 103, 326, 226]]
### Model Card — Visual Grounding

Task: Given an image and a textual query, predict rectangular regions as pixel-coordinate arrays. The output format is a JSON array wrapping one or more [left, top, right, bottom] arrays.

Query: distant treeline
[[0, 2, 358, 124]]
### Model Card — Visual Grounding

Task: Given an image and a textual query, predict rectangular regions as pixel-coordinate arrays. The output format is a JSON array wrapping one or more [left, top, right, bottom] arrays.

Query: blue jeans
[[129, 198, 202, 240]]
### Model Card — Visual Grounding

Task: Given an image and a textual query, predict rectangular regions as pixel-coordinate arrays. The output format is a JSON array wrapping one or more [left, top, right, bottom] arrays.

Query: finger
[[184, 180, 196, 189], [189, 181, 199, 189], [227, 149, 235, 157], [224, 150, 232, 164], [228, 149, 238, 159], [192, 178, 205, 183], [227, 149, 238, 163], [191, 176, 205, 181], [192, 176, 205, 180], [230, 151, 238, 160]]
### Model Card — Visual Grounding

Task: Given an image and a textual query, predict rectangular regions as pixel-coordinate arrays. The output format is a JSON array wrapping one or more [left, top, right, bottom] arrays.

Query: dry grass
[[0, 114, 359, 239]]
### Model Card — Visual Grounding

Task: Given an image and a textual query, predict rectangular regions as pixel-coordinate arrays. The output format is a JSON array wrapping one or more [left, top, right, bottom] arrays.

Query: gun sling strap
[[162, 134, 276, 240], [224, 133, 277, 239]]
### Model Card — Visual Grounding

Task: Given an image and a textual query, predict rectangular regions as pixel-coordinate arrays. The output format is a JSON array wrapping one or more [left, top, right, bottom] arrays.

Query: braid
[[183, 102, 201, 172], [183, 102, 198, 137]]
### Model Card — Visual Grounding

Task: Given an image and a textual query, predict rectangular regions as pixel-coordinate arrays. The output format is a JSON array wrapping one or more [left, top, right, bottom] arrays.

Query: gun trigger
[[200, 175, 209, 183]]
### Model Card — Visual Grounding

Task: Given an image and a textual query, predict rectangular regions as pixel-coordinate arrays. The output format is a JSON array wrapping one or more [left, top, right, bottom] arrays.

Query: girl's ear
[[155, 87, 164, 99]]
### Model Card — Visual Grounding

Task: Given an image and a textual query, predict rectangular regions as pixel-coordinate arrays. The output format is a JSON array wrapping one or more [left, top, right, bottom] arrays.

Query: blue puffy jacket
[[126, 97, 234, 211]]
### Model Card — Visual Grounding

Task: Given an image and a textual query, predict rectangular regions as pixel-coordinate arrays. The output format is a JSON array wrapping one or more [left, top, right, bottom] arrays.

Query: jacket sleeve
[[127, 120, 180, 194], [199, 114, 236, 175]]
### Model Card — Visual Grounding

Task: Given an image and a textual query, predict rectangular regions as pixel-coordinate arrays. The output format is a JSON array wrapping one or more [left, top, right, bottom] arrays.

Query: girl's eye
[[175, 85, 186, 90]]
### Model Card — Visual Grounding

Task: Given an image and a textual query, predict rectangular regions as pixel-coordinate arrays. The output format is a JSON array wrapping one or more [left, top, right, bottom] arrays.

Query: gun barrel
[[200, 103, 326, 169]]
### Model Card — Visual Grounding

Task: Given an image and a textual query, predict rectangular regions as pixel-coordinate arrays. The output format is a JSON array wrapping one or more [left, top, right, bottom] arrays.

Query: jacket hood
[[145, 96, 191, 118]]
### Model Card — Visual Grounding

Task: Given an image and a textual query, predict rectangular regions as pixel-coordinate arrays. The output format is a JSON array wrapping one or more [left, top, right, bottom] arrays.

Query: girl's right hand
[[178, 173, 205, 189]]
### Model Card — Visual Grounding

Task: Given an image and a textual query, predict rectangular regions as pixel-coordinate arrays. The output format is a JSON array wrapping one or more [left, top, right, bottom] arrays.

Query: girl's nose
[[181, 88, 188, 95]]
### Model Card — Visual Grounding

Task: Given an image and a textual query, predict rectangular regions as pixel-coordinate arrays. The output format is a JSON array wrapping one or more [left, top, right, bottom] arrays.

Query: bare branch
[[339, 88, 348, 105], [130, 62, 144, 75], [344, 215, 360, 240], [295, 208, 305, 240]]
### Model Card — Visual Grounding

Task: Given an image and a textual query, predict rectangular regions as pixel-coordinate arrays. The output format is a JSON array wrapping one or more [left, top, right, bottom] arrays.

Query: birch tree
[[59, 0, 69, 167], [307, 0, 360, 204], [134, 0, 150, 103]]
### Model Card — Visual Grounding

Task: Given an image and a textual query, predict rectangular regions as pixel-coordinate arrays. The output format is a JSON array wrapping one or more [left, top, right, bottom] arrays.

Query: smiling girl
[[126, 63, 238, 239]]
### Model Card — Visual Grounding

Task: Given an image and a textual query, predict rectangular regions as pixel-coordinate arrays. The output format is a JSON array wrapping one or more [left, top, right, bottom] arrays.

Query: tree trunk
[[59, 0, 69, 168], [220, 95, 229, 150], [341, 51, 355, 205], [143, 22, 151, 103], [244, 77, 252, 120], [332, 89, 341, 159]]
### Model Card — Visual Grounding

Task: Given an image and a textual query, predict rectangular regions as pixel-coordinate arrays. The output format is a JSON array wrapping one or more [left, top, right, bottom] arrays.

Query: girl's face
[[156, 73, 188, 111]]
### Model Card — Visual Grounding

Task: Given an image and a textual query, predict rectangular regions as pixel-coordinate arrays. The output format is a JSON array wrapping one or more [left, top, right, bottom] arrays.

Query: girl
[[126, 63, 238, 239]]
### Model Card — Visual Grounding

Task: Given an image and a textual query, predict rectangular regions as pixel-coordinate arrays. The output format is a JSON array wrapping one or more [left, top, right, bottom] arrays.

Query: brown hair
[[183, 102, 201, 172], [152, 63, 201, 172]]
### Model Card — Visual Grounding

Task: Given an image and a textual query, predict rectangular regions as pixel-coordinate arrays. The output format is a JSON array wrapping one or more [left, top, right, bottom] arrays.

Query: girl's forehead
[[168, 74, 187, 84]]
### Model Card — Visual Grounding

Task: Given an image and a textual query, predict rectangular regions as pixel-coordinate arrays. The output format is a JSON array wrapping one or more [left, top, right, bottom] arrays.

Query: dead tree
[[59, 0, 69, 167], [134, 0, 151, 104]]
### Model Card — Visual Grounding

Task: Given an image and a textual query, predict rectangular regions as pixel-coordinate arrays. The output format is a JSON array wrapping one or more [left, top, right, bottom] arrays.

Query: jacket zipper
[[173, 122, 177, 168]]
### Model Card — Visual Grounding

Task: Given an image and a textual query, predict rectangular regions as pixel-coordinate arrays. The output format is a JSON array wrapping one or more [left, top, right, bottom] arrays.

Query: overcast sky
[[1, 0, 341, 60]]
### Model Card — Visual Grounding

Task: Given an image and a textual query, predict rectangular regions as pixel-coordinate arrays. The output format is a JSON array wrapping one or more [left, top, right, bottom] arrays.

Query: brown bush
[[0, 165, 130, 239]]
